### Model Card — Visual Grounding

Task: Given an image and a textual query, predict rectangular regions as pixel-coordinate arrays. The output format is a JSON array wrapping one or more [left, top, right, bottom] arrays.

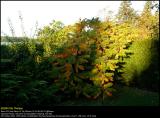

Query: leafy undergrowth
[[57, 86, 159, 106]]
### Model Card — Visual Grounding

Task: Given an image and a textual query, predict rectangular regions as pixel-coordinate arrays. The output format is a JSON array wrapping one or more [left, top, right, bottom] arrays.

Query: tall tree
[[141, 1, 152, 18], [116, 1, 137, 23], [139, 1, 154, 32]]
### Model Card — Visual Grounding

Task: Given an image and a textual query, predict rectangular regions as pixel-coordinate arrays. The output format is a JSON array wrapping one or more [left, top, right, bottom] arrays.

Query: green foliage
[[1, 59, 14, 73], [82, 84, 101, 99], [120, 1, 159, 91], [1, 45, 14, 59], [138, 1, 155, 33], [37, 20, 65, 56], [121, 38, 159, 91], [116, 1, 138, 24], [1, 36, 28, 42], [122, 39, 152, 84], [0, 73, 62, 106]]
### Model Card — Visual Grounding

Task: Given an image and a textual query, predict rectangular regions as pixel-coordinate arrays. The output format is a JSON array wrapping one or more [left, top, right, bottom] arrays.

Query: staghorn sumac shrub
[[39, 18, 137, 100]]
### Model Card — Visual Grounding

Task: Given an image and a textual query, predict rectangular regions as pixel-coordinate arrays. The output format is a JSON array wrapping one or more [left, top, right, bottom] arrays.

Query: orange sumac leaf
[[74, 64, 79, 73], [78, 65, 85, 70], [106, 92, 112, 97], [54, 53, 69, 58], [54, 79, 59, 83], [52, 62, 59, 66], [79, 43, 88, 50], [65, 63, 72, 80], [70, 48, 78, 56], [79, 75, 86, 79]]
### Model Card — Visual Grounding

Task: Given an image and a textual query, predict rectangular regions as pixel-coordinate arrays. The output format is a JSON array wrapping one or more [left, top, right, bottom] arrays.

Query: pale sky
[[1, 1, 146, 37]]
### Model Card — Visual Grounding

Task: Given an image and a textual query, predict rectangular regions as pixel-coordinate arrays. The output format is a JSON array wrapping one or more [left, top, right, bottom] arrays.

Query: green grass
[[57, 86, 159, 106]]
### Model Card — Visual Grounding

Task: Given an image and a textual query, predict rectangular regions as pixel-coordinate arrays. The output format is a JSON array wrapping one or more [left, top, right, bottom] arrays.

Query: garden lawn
[[57, 86, 159, 106]]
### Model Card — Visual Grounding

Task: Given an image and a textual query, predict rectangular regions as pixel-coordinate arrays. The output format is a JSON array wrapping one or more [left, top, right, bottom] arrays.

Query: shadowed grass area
[[57, 86, 159, 106]]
